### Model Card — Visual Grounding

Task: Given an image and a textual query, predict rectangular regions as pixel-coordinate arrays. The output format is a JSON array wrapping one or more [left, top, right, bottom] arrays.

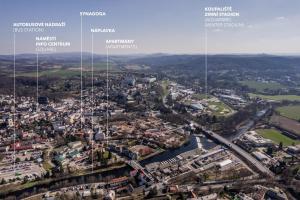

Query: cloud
[[275, 16, 286, 20]]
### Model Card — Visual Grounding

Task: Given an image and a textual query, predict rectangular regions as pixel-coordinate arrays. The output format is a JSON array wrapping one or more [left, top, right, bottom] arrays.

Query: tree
[[292, 142, 295, 146], [279, 141, 283, 150], [23, 176, 29, 183], [15, 157, 21, 163], [212, 115, 217, 123], [97, 150, 102, 162], [0, 154, 4, 161], [223, 185, 228, 192], [266, 146, 273, 155], [147, 186, 158, 198], [1, 178, 6, 185], [44, 170, 51, 178], [202, 172, 209, 182]]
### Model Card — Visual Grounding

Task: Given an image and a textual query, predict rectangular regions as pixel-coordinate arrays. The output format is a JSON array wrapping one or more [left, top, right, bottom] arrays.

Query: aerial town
[[0, 61, 299, 200], [1, 0, 300, 199]]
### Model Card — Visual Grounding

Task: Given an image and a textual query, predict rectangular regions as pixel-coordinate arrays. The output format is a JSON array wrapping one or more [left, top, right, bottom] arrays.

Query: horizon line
[[1, 52, 300, 57]]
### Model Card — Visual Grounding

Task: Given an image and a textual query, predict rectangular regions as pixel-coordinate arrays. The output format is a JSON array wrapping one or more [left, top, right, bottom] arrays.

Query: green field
[[240, 80, 283, 92], [16, 63, 115, 78], [42, 161, 53, 171], [192, 93, 212, 100], [17, 69, 84, 78], [186, 94, 233, 116], [256, 129, 300, 146], [207, 100, 233, 116], [249, 93, 300, 102], [161, 80, 170, 97], [276, 105, 300, 121]]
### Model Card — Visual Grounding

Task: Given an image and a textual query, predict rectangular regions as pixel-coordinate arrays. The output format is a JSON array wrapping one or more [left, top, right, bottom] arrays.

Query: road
[[201, 126, 274, 177], [127, 160, 155, 182]]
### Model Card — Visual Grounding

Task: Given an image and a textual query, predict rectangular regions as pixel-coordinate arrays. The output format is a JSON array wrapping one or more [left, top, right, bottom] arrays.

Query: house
[[54, 154, 67, 165], [68, 141, 83, 150], [264, 187, 288, 200], [95, 129, 106, 141], [252, 151, 270, 162], [287, 144, 300, 154], [190, 103, 204, 111], [218, 159, 233, 168], [38, 96, 49, 105], [243, 131, 273, 147]]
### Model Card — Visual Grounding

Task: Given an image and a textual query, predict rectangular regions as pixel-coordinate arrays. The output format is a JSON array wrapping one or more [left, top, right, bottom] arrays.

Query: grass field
[[240, 80, 283, 93], [256, 128, 300, 146], [207, 99, 233, 116], [249, 93, 300, 102], [186, 94, 233, 116], [161, 80, 170, 97], [276, 105, 300, 121], [42, 161, 53, 171], [192, 93, 212, 100], [16, 63, 115, 78], [17, 69, 84, 78]]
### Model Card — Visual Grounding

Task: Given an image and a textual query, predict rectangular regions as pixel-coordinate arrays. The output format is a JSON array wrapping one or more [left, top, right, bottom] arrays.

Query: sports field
[[256, 128, 300, 146], [207, 99, 234, 116]]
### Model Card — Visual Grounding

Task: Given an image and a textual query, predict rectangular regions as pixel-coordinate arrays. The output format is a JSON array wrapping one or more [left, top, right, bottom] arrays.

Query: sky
[[0, 0, 300, 55]]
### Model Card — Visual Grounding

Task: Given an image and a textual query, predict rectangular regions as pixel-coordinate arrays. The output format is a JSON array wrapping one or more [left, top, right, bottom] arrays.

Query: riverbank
[[0, 163, 128, 198], [0, 134, 215, 198]]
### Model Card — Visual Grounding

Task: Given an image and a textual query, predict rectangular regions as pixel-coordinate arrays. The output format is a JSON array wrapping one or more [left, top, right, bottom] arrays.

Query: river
[[141, 134, 216, 165], [2, 134, 216, 199]]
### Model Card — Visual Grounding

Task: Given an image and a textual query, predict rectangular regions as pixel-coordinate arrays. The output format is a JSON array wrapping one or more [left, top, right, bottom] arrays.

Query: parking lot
[[0, 161, 45, 182]]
